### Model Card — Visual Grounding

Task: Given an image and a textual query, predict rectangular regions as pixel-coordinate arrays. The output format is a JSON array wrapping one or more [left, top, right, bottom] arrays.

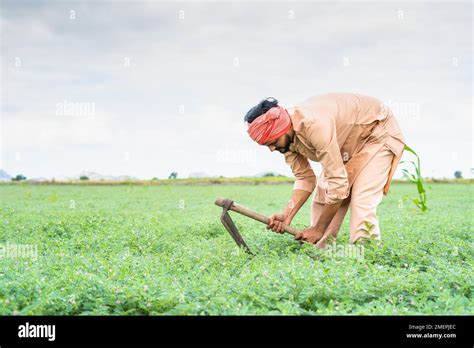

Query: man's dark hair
[[244, 97, 278, 124]]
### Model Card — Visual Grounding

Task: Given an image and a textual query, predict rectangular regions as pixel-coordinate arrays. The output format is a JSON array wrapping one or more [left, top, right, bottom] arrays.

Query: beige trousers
[[310, 144, 395, 245]]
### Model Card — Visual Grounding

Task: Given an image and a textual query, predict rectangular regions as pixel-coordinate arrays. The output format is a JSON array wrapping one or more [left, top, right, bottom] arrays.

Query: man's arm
[[267, 152, 316, 233], [284, 189, 312, 222], [294, 200, 344, 243], [313, 200, 343, 232], [268, 189, 311, 233], [295, 117, 349, 243]]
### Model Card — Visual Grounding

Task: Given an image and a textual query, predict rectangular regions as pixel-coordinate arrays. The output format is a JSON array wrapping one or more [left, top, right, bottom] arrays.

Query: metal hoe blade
[[220, 199, 253, 255]]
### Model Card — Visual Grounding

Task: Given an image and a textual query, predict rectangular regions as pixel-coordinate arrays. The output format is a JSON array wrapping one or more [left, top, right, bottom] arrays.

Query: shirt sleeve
[[306, 117, 349, 204], [284, 151, 316, 193]]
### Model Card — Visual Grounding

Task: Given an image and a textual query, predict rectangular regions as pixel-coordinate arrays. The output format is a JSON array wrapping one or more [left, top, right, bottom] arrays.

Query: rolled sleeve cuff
[[293, 179, 316, 193], [324, 188, 350, 204]]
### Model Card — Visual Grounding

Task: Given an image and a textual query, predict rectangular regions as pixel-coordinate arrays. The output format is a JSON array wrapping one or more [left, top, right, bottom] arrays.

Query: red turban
[[247, 106, 291, 145]]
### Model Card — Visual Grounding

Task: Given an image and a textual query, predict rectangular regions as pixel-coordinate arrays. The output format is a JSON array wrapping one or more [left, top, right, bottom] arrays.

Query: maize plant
[[401, 145, 428, 212]]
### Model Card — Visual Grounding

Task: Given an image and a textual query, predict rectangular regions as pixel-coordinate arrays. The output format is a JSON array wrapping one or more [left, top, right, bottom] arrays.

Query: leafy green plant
[[401, 145, 428, 212], [0, 182, 471, 315], [360, 221, 379, 241]]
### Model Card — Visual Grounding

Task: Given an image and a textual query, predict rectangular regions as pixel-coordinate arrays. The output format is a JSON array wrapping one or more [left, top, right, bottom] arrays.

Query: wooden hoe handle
[[214, 197, 301, 236]]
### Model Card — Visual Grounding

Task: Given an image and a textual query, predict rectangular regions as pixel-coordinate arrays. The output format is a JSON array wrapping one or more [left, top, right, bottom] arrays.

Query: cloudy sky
[[1, 0, 472, 179]]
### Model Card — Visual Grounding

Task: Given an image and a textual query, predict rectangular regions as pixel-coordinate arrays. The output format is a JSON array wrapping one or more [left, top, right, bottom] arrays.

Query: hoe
[[215, 197, 303, 254]]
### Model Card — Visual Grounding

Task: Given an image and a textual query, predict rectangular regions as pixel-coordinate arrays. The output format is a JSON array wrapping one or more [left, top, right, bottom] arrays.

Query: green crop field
[[0, 183, 472, 315]]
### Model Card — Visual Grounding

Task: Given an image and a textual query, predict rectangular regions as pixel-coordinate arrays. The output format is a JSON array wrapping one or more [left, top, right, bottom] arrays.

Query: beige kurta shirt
[[284, 93, 406, 204]]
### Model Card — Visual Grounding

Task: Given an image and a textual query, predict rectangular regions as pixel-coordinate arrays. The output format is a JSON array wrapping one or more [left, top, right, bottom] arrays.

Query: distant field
[[0, 183, 472, 315], [9, 177, 474, 185]]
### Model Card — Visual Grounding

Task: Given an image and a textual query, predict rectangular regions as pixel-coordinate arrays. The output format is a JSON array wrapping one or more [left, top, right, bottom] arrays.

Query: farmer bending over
[[244, 93, 406, 248]]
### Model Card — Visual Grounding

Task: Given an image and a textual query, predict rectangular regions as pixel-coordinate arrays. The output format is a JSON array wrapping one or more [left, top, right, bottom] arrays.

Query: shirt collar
[[287, 107, 302, 152]]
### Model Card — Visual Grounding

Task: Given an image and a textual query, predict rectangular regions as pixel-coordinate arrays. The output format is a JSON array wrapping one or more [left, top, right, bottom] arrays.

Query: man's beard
[[276, 134, 292, 153]]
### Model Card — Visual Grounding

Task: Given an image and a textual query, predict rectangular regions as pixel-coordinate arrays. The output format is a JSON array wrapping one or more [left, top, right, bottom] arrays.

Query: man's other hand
[[294, 226, 325, 244]]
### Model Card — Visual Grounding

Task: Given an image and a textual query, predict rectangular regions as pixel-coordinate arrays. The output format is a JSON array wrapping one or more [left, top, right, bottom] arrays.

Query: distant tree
[[151, 177, 159, 181], [79, 175, 89, 181], [454, 171, 463, 179], [168, 172, 178, 179], [11, 174, 27, 181], [263, 172, 275, 177]]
